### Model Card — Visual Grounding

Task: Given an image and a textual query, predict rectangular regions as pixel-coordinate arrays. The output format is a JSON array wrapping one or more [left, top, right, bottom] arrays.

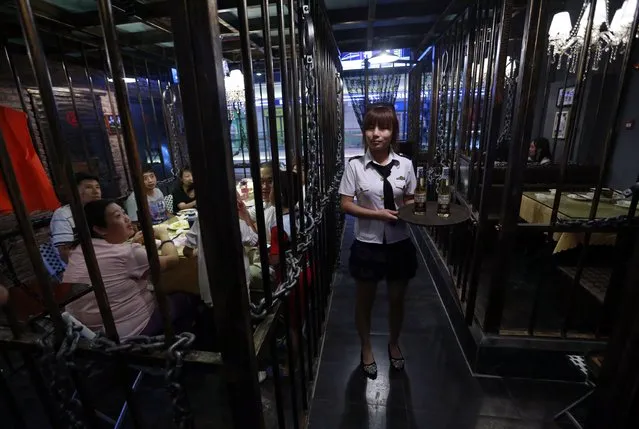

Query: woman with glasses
[[338, 104, 418, 378]]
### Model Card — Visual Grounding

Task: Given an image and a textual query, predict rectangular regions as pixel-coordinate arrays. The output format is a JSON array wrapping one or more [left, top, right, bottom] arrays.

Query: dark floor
[[308, 217, 589, 429]]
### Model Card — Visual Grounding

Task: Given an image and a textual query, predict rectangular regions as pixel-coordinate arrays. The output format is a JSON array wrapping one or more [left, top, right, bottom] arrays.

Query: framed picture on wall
[[552, 110, 570, 139], [556, 86, 575, 107]]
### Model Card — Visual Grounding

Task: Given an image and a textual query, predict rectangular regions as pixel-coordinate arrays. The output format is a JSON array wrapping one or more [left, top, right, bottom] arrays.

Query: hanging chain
[[90, 331, 196, 428], [37, 324, 88, 429], [248, 11, 344, 319], [163, 83, 185, 176], [431, 52, 449, 183]]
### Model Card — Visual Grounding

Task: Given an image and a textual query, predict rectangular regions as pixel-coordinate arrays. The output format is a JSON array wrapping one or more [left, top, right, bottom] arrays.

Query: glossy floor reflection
[[308, 216, 587, 429]]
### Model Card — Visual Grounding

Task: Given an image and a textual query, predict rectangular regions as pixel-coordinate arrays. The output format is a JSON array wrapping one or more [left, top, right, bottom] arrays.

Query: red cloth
[[270, 225, 313, 329], [0, 106, 59, 214]]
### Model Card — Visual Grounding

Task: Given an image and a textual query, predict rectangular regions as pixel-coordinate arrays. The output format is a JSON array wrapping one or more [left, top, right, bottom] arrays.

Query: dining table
[[157, 212, 199, 295], [519, 191, 632, 253]]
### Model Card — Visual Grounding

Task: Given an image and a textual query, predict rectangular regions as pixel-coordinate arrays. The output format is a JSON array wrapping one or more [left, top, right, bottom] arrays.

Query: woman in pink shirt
[[63, 199, 195, 339]]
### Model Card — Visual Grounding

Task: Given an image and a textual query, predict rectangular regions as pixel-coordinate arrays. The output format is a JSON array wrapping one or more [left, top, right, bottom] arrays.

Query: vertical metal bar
[[467, 0, 514, 330], [288, 0, 309, 408], [58, 38, 96, 176], [170, 1, 264, 427], [80, 45, 119, 194], [237, 0, 273, 308], [299, 1, 317, 376], [427, 46, 439, 164], [102, 53, 132, 192], [276, 0, 298, 248], [132, 61, 162, 176], [482, 0, 548, 331], [144, 60, 170, 180], [549, 1, 597, 226], [3, 45, 50, 175], [96, 0, 173, 340], [260, 0, 287, 291], [258, 77, 269, 163], [14, 0, 119, 340]]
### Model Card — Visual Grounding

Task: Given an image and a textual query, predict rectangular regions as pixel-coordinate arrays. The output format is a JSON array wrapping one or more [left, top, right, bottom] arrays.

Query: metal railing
[[0, 0, 344, 428]]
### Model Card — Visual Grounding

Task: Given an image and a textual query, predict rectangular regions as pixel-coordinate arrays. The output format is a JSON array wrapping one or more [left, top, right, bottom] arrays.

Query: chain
[[162, 83, 187, 174], [165, 335, 195, 429], [90, 332, 196, 428], [37, 324, 87, 429], [431, 60, 449, 183], [496, 75, 516, 148], [557, 215, 634, 229]]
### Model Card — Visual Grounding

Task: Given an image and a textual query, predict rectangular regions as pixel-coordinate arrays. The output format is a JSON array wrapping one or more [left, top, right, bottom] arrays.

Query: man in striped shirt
[[49, 172, 102, 263]]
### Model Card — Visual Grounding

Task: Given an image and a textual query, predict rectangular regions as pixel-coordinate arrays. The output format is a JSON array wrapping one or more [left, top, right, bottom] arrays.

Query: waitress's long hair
[[362, 104, 400, 152]]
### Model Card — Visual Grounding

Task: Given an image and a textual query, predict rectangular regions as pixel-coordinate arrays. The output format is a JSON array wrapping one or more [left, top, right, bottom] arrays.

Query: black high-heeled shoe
[[360, 352, 377, 378], [388, 344, 405, 371]]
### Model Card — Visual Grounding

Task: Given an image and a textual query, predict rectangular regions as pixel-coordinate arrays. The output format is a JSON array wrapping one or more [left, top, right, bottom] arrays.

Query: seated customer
[[528, 137, 552, 165], [50, 172, 102, 263], [183, 194, 258, 306], [125, 164, 169, 225], [63, 199, 194, 338], [172, 167, 196, 213]]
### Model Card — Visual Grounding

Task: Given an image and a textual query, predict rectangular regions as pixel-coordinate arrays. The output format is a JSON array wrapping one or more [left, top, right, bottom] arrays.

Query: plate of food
[[167, 219, 190, 231], [178, 208, 197, 216]]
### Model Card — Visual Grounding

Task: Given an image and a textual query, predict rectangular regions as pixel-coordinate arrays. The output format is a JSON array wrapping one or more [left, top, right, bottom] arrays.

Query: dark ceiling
[[324, 0, 460, 56], [0, 0, 465, 71]]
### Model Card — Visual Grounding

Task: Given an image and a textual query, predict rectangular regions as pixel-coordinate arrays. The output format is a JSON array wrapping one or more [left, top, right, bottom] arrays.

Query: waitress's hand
[[376, 209, 399, 222]]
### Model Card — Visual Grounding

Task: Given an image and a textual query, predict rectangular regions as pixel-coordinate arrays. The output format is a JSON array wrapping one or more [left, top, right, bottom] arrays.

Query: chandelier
[[548, 0, 637, 72], [225, 69, 245, 119]]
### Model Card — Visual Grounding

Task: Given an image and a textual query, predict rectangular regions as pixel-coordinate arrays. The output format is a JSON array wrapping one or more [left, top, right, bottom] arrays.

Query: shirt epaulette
[[348, 155, 363, 163]]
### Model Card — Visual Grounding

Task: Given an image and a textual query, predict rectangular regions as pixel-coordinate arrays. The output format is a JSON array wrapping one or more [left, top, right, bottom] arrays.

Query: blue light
[[171, 68, 179, 84]]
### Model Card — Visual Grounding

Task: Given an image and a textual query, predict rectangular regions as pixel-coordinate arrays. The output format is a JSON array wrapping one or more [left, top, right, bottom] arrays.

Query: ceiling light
[[368, 50, 400, 65], [107, 77, 136, 83]]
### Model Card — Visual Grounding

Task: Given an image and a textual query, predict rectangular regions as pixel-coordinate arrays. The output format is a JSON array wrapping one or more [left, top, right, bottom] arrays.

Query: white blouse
[[339, 150, 416, 244]]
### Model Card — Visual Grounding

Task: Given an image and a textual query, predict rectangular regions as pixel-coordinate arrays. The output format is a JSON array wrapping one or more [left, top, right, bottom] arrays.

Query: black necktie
[[371, 162, 396, 211]]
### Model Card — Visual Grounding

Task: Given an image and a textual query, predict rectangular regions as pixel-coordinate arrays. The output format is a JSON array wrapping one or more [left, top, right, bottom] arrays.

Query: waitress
[[338, 104, 418, 378]]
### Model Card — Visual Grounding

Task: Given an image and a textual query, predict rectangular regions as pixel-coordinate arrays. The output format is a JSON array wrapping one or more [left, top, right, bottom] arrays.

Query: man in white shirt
[[125, 164, 169, 225], [183, 198, 258, 306], [49, 172, 102, 263]]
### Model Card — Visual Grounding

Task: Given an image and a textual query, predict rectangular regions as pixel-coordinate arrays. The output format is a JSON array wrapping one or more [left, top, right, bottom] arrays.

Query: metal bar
[[468, 0, 514, 329], [14, 0, 119, 340], [58, 37, 96, 176], [481, 0, 549, 331], [131, 61, 159, 175], [299, 1, 317, 377], [144, 60, 170, 181], [288, 0, 309, 408], [258, 77, 268, 162], [276, 0, 298, 248], [237, 0, 273, 307], [269, 319, 287, 429], [170, 1, 264, 427], [260, 0, 287, 290], [549, 2, 597, 226], [2, 44, 51, 177], [80, 45, 119, 193], [427, 46, 439, 164], [102, 53, 132, 192], [96, 0, 173, 340]]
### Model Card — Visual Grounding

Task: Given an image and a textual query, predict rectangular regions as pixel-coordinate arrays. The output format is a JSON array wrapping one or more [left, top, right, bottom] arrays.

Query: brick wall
[[0, 53, 173, 200]]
